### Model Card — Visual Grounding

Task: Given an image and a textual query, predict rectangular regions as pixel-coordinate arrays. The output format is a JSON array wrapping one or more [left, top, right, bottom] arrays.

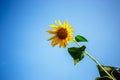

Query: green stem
[[74, 40, 115, 80]]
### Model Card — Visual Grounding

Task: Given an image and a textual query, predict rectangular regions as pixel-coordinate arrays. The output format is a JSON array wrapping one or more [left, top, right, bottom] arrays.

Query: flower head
[[47, 20, 74, 48]]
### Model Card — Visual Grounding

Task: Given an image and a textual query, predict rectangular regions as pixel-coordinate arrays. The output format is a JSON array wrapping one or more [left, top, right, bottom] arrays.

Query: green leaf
[[95, 76, 112, 80], [96, 65, 120, 80], [74, 59, 80, 65], [68, 46, 86, 65], [75, 35, 88, 42]]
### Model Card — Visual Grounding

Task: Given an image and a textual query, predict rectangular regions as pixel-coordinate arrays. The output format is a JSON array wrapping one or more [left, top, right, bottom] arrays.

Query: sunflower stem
[[74, 40, 115, 80]]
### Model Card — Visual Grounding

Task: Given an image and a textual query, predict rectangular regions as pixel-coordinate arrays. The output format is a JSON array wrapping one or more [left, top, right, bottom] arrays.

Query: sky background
[[0, 0, 120, 80]]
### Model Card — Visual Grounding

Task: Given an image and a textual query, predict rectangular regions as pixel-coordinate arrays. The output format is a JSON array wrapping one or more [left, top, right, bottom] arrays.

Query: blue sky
[[0, 0, 120, 80]]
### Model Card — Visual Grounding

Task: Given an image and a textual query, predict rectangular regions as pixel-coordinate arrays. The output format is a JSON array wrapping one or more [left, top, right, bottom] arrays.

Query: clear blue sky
[[0, 0, 120, 80]]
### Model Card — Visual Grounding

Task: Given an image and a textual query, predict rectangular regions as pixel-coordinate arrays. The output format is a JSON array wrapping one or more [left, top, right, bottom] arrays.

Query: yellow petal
[[51, 37, 59, 47], [50, 24, 58, 29], [59, 40, 66, 48], [59, 40, 63, 48], [63, 42, 67, 48], [57, 20, 63, 26], [69, 26, 73, 29], [48, 36, 57, 41], [69, 37, 74, 41], [46, 30, 57, 34], [64, 39, 69, 45], [64, 21, 68, 27], [51, 40, 58, 47]]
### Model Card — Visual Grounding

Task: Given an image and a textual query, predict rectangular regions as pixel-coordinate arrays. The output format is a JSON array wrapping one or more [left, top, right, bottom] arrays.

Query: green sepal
[[75, 35, 88, 42], [68, 46, 86, 65]]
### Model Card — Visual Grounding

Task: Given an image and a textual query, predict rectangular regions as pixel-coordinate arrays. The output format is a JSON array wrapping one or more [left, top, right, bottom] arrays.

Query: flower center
[[57, 28, 67, 39]]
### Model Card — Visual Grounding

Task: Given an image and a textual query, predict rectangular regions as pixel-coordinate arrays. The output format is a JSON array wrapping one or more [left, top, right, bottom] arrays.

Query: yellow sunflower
[[47, 20, 74, 48]]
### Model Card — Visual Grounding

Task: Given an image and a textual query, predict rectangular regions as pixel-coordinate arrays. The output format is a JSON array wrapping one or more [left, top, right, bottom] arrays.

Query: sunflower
[[47, 20, 74, 48]]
